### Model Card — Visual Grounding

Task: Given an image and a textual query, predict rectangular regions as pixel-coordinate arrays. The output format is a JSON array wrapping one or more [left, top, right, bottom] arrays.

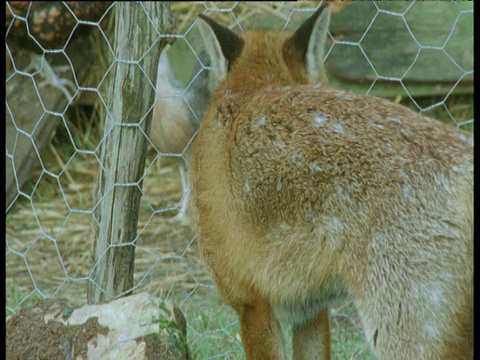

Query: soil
[[6, 299, 109, 360]]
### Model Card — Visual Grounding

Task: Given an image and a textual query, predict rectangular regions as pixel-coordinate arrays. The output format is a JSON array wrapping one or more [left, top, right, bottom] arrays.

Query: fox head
[[197, 4, 331, 95]]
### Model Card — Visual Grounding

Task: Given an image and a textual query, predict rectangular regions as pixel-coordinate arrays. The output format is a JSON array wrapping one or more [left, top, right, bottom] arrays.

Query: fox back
[[191, 5, 473, 359]]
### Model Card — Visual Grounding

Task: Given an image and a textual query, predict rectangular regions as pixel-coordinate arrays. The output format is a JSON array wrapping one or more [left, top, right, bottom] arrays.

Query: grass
[[7, 280, 374, 359], [5, 286, 45, 316], [178, 291, 244, 359], [330, 306, 375, 360], [177, 289, 376, 359], [6, 281, 375, 359]]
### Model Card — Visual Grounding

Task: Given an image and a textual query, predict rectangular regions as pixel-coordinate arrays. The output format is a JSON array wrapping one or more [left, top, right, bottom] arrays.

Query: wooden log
[[5, 37, 94, 211], [5, 2, 115, 211], [87, 2, 174, 304], [327, 1, 473, 97]]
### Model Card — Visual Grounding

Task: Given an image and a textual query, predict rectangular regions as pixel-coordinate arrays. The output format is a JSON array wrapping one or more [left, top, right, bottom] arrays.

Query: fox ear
[[197, 14, 244, 89], [283, 4, 331, 83]]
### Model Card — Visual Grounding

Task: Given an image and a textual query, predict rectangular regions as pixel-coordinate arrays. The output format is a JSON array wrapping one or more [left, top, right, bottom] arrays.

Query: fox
[[190, 4, 473, 359]]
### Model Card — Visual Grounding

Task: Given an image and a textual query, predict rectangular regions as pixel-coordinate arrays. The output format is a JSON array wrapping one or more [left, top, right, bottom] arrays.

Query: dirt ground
[[6, 295, 190, 360], [6, 299, 109, 360]]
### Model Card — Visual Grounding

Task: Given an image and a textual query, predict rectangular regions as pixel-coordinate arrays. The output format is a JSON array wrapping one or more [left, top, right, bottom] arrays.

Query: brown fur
[[191, 5, 473, 359]]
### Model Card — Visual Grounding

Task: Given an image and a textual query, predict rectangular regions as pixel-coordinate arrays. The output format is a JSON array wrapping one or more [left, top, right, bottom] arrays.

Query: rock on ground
[[6, 292, 189, 359]]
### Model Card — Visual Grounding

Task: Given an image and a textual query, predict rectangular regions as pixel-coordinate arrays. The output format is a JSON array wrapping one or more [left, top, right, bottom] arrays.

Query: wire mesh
[[5, 2, 473, 359]]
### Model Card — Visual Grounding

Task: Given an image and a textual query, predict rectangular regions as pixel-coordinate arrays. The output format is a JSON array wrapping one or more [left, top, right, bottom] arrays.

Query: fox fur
[[190, 4, 473, 359]]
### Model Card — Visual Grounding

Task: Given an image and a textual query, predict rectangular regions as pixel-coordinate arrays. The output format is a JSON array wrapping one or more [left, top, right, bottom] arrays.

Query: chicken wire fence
[[5, 1, 473, 359]]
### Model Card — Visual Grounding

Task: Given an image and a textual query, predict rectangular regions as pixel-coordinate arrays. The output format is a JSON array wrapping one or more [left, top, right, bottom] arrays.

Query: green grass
[[176, 290, 376, 359], [7, 282, 375, 359], [5, 286, 45, 316], [175, 291, 243, 359], [330, 306, 375, 360]]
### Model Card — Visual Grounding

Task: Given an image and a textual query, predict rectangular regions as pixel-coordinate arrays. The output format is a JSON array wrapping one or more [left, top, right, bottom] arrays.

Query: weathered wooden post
[[88, 2, 174, 304]]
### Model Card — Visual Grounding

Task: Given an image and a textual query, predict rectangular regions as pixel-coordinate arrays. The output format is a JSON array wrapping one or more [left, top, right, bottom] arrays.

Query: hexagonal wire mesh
[[5, 1, 473, 359]]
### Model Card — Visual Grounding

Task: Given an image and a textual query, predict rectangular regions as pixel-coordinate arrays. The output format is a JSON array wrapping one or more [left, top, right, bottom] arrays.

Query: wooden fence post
[[88, 2, 174, 304]]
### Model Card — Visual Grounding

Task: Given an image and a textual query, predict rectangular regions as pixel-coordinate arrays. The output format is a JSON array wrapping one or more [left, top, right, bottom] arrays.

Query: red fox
[[190, 4, 473, 359]]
